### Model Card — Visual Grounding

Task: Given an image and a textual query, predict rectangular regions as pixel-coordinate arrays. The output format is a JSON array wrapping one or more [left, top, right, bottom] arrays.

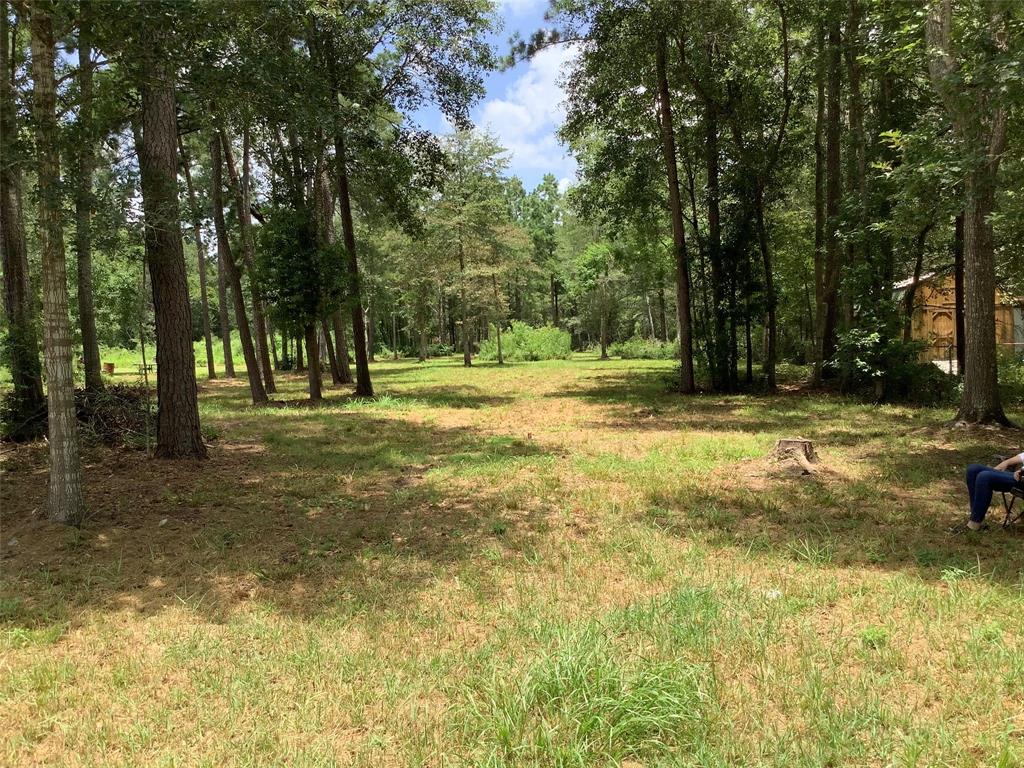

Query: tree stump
[[768, 438, 819, 474]]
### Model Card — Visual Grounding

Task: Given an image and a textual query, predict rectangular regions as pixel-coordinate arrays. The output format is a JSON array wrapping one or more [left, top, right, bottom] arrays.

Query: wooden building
[[895, 272, 1022, 363]]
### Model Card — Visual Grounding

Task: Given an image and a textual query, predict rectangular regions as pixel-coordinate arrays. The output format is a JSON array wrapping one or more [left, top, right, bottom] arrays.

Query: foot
[[948, 520, 989, 534]]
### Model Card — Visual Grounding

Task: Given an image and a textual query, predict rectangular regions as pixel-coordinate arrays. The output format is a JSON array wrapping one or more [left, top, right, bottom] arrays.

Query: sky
[[414, 0, 579, 194]]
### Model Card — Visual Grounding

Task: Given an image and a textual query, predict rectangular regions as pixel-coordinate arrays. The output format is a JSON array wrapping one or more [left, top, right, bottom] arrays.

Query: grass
[[2, 355, 1024, 766]]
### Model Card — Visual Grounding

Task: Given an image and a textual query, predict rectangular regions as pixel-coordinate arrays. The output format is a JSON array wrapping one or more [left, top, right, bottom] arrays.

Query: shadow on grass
[[0, 408, 552, 630], [639, 437, 1024, 584]]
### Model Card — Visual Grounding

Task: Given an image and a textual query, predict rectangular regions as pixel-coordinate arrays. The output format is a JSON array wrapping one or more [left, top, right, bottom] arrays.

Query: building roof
[[893, 272, 937, 291]]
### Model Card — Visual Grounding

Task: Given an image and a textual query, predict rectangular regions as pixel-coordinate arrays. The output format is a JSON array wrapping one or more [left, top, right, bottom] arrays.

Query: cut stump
[[768, 438, 819, 474]]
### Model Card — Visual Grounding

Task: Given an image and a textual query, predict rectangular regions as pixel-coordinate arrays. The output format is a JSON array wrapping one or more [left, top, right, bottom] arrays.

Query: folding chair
[[1003, 486, 1024, 528]]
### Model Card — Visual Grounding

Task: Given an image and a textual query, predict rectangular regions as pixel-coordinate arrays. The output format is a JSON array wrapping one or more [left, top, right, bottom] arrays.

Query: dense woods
[[1, 0, 1023, 525]]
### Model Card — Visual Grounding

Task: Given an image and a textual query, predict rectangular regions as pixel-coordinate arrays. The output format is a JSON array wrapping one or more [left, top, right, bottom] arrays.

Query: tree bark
[[812, 11, 826, 383], [333, 131, 373, 396], [1, 2, 45, 435], [322, 317, 341, 384], [958, 169, 1007, 423], [953, 212, 965, 374], [819, 14, 843, 376], [30, 3, 86, 522], [136, 53, 206, 459], [902, 223, 933, 343], [268, 319, 279, 370], [74, 1, 102, 391], [331, 310, 352, 383], [459, 236, 472, 367], [655, 35, 695, 393], [219, 128, 276, 394], [216, 239, 235, 377], [178, 135, 216, 380], [657, 286, 667, 342], [755, 186, 777, 389], [210, 133, 266, 405], [304, 323, 322, 401], [366, 299, 376, 362]]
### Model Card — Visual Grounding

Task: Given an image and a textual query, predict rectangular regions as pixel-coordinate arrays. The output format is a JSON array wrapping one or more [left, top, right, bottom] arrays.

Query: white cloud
[[475, 42, 579, 187], [496, 0, 546, 17]]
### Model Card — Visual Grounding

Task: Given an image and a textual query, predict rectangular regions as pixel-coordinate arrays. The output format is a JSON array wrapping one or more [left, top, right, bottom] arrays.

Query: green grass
[[2, 355, 1024, 766]]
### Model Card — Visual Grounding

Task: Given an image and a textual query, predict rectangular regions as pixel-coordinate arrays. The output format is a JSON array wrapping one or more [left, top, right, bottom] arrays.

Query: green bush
[[999, 350, 1024, 407], [427, 342, 454, 357], [477, 322, 572, 362], [610, 335, 678, 360], [834, 329, 956, 404]]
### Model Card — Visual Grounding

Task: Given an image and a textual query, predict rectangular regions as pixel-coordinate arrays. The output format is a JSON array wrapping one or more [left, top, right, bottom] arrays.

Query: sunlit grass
[[2, 356, 1024, 766]]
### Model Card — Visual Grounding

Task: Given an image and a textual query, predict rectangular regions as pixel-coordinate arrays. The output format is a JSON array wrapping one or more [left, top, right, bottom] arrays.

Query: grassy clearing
[[2, 356, 1024, 766]]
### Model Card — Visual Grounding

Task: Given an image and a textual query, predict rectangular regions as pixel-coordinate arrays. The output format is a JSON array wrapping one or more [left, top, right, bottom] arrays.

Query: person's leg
[[966, 463, 988, 500], [970, 469, 1019, 524]]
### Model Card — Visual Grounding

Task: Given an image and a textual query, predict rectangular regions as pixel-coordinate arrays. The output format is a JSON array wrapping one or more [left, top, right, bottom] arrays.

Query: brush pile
[[1, 385, 155, 448]]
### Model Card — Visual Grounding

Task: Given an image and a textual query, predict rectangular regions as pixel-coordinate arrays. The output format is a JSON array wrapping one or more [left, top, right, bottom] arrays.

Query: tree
[[178, 134, 217, 380], [0, 0, 45, 438], [210, 132, 267, 405], [29, 0, 86, 524], [74, 0, 102, 391], [926, 0, 1018, 425]]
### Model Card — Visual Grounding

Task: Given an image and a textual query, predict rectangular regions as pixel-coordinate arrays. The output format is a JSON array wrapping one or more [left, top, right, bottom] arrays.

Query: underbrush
[[609, 335, 678, 360], [999, 351, 1024, 407], [1, 384, 156, 448], [478, 322, 572, 362]]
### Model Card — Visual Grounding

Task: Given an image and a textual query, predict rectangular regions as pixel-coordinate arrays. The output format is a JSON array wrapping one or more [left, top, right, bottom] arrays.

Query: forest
[[2, 0, 1024, 765]]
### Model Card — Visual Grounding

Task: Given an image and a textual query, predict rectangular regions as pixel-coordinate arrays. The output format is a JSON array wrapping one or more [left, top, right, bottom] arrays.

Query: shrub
[[477, 322, 572, 362], [609, 335, 678, 360], [834, 329, 956, 405], [999, 349, 1024, 407], [427, 342, 454, 357]]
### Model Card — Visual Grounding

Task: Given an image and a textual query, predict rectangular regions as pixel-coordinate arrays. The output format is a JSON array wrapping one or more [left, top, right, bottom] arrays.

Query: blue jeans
[[966, 464, 1019, 523]]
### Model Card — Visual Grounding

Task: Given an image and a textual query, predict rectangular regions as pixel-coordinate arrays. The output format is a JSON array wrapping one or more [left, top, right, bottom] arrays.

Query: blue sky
[[414, 0, 579, 193]]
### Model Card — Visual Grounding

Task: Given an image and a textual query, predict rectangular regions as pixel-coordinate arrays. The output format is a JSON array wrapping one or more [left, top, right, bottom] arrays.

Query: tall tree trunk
[[819, 15, 843, 376], [844, 0, 868, 282], [812, 12, 826, 383], [657, 286, 667, 342], [459, 236, 472, 367], [705, 110, 727, 390], [219, 128, 275, 393], [366, 299, 376, 362], [216, 241, 235, 377], [599, 301, 609, 360], [334, 131, 373, 396], [954, 212, 965, 374], [210, 133, 266, 405], [178, 135, 216, 380], [1, 1, 45, 436], [655, 35, 695, 393], [304, 323, 322, 401], [295, 332, 304, 371], [492, 274, 504, 365], [902, 223, 933, 342], [332, 310, 352, 383], [30, 3, 85, 523], [136, 55, 205, 459], [268, 319, 279, 370], [957, 170, 1007, 423], [322, 317, 341, 384], [74, 1, 102, 391], [755, 186, 777, 390]]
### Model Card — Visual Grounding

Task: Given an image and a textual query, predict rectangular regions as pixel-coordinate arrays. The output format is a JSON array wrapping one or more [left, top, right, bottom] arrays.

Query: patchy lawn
[[2, 356, 1023, 767]]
